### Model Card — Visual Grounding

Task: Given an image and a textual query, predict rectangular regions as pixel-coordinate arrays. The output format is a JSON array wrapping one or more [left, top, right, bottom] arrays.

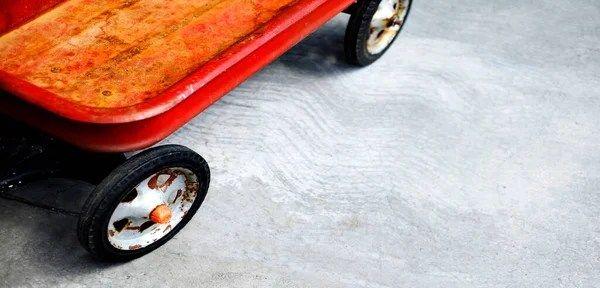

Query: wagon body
[[0, 0, 412, 261], [0, 0, 354, 152]]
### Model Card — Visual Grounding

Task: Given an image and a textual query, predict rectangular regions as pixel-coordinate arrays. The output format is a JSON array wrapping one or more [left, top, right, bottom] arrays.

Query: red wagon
[[0, 0, 411, 261]]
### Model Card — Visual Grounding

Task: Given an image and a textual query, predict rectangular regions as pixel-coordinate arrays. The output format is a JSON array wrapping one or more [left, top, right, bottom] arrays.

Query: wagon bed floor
[[0, 0, 297, 108]]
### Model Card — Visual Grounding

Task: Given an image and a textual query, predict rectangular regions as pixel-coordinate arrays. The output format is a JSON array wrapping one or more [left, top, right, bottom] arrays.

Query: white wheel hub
[[107, 167, 199, 250], [367, 0, 410, 55]]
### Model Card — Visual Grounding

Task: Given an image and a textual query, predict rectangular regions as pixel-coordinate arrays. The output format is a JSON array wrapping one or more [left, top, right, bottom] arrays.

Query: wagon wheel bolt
[[150, 204, 172, 224]]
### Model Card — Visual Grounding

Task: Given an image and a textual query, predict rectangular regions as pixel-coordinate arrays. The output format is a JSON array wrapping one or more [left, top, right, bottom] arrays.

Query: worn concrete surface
[[2, 0, 600, 287]]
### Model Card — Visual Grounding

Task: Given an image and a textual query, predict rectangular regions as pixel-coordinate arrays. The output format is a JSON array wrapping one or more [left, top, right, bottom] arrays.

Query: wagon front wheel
[[344, 0, 412, 66], [77, 145, 210, 261]]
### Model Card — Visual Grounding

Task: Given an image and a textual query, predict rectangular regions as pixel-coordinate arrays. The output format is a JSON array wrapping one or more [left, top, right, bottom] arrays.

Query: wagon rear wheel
[[77, 145, 210, 261], [344, 0, 412, 66]]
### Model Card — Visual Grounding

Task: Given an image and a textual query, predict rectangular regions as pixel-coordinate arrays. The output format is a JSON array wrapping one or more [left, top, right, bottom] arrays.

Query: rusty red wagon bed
[[0, 0, 412, 261]]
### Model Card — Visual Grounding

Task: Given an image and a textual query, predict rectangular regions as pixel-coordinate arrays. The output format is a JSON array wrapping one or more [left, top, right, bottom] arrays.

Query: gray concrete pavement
[[2, 0, 600, 287]]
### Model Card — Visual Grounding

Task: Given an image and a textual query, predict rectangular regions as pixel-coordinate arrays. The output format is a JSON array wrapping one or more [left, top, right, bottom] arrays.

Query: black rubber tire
[[344, 0, 412, 66], [77, 144, 210, 261]]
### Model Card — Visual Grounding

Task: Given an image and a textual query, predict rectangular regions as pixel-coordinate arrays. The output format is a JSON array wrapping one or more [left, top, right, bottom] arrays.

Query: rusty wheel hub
[[367, 0, 410, 55], [106, 167, 199, 250]]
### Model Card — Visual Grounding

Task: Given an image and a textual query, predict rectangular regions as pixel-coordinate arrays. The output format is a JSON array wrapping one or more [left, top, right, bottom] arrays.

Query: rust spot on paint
[[148, 170, 179, 192], [50, 67, 60, 73], [98, 35, 126, 45], [180, 178, 200, 204], [111, 46, 146, 65], [148, 174, 159, 189], [163, 224, 172, 233], [129, 244, 142, 250], [119, 0, 141, 9], [108, 230, 115, 237], [163, 174, 178, 190], [102, 90, 112, 96], [92, 10, 117, 21], [182, 192, 193, 203], [172, 189, 183, 204]]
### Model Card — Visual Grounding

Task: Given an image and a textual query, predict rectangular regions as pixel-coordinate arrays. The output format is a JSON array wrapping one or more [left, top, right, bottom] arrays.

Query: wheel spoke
[[370, 18, 387, 31], [372, 6, 395, 22], [163, 174, 187, 204], [368, 27, 384, 45], [110, 203, 137, 226]]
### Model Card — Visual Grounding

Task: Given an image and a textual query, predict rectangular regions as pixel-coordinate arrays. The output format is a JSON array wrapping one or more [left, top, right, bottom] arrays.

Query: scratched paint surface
[[0, 0, 297, 108]]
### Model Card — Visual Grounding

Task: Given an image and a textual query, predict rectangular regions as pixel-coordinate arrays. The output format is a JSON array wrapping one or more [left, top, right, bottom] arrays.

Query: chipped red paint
[[0, 0, 66, 36], [0, 0, 355, 151]]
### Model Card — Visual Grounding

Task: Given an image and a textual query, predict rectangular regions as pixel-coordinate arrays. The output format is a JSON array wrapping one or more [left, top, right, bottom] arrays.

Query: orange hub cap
[[150, 204, 172, 224]]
